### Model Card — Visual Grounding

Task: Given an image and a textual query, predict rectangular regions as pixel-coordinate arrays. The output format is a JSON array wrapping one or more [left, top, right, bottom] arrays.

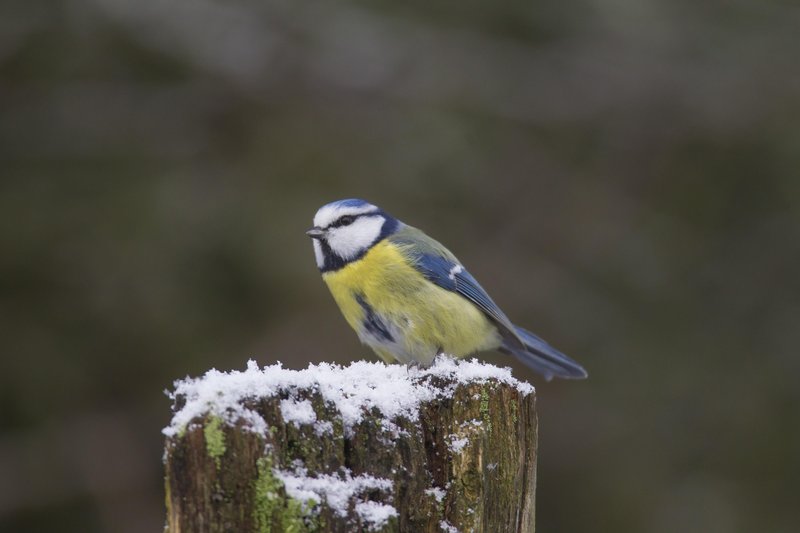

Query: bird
[[306, 199, 587, 380]]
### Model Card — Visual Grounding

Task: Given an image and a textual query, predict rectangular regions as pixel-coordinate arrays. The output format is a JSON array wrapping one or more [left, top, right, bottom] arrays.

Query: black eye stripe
[[329, 214, 358, 228]]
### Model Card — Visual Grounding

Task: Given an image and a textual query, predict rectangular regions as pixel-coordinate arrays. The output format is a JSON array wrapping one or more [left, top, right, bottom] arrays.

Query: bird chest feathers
[[321, 240, 500, 362]]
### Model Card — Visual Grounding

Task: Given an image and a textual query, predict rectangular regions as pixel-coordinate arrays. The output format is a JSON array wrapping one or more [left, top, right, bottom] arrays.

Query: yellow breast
[[321, 240, 501, 365]]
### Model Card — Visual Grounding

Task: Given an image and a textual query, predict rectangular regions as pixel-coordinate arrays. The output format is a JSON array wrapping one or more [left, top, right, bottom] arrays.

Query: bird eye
[[338, 215, 355, 226]]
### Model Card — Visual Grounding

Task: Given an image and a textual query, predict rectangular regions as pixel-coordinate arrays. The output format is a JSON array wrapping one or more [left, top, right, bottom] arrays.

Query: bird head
[[307, 199, 401, 271]]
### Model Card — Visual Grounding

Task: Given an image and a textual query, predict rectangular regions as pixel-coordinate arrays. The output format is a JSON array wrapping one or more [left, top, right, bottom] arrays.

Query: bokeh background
[[2, 0, 799, 531]]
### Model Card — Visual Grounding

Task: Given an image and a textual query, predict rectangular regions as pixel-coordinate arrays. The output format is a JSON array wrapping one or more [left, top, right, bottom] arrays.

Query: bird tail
[[501, 326, 588, 381]]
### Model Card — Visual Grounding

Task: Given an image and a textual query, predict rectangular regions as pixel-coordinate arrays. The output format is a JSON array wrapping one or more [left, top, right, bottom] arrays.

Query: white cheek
[[326, 217, 384, 259], [312, 240, 325, 269]]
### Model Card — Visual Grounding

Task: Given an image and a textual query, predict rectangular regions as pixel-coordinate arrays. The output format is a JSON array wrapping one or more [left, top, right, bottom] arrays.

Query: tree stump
[[163, 358, 537, 532]]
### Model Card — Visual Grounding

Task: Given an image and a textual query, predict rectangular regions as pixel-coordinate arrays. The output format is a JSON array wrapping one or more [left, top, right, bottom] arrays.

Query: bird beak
[[306, 227, 326, 240]]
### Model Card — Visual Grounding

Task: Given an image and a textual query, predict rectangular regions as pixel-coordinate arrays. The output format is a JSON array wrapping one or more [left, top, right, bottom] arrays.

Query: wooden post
[[163, 359, 537, 532]]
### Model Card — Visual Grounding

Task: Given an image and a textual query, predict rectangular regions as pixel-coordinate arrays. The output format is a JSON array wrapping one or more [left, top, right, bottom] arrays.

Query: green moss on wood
[[480, 386, 493, 433], [204, 415, 226, 466], [254, 457, 315, 533]]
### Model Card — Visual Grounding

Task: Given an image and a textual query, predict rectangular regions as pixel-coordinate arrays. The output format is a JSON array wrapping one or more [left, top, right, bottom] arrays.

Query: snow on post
[[163, 357, 537, 532]]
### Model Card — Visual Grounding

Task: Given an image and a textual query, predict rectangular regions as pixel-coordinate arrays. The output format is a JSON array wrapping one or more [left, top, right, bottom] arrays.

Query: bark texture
[[164, 373, 537, 532]]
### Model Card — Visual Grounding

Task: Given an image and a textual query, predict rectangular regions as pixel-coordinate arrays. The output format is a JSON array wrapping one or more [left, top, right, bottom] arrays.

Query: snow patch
[[276, 468, 396, 530], [163, 357, 533, 438], [440, 519, 460, 532], [280, 398, 317, 428], [355, 500, 398, 530], [314, 420, 334, 436], [425, 487, 446, 503], [448, 435, 470, 453]]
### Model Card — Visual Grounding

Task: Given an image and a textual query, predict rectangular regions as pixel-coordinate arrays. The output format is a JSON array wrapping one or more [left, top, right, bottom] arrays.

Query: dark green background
[[2, 1, 798, 531]]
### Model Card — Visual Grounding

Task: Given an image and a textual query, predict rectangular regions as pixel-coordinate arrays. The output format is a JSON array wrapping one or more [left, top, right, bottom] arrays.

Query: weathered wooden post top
[[163, 357, 537, 532]]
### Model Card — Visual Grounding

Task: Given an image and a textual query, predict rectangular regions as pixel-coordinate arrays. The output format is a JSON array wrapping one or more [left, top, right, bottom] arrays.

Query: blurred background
[[1, 0, 799, 531]]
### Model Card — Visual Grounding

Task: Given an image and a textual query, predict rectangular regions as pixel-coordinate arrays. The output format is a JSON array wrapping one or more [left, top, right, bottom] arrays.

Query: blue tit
[[306, 199, 587, 380]]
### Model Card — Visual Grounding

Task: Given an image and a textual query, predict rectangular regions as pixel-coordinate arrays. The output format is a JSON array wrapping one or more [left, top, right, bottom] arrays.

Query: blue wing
[[388, 227, 588, 380], [390, 232, 526, 350]]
